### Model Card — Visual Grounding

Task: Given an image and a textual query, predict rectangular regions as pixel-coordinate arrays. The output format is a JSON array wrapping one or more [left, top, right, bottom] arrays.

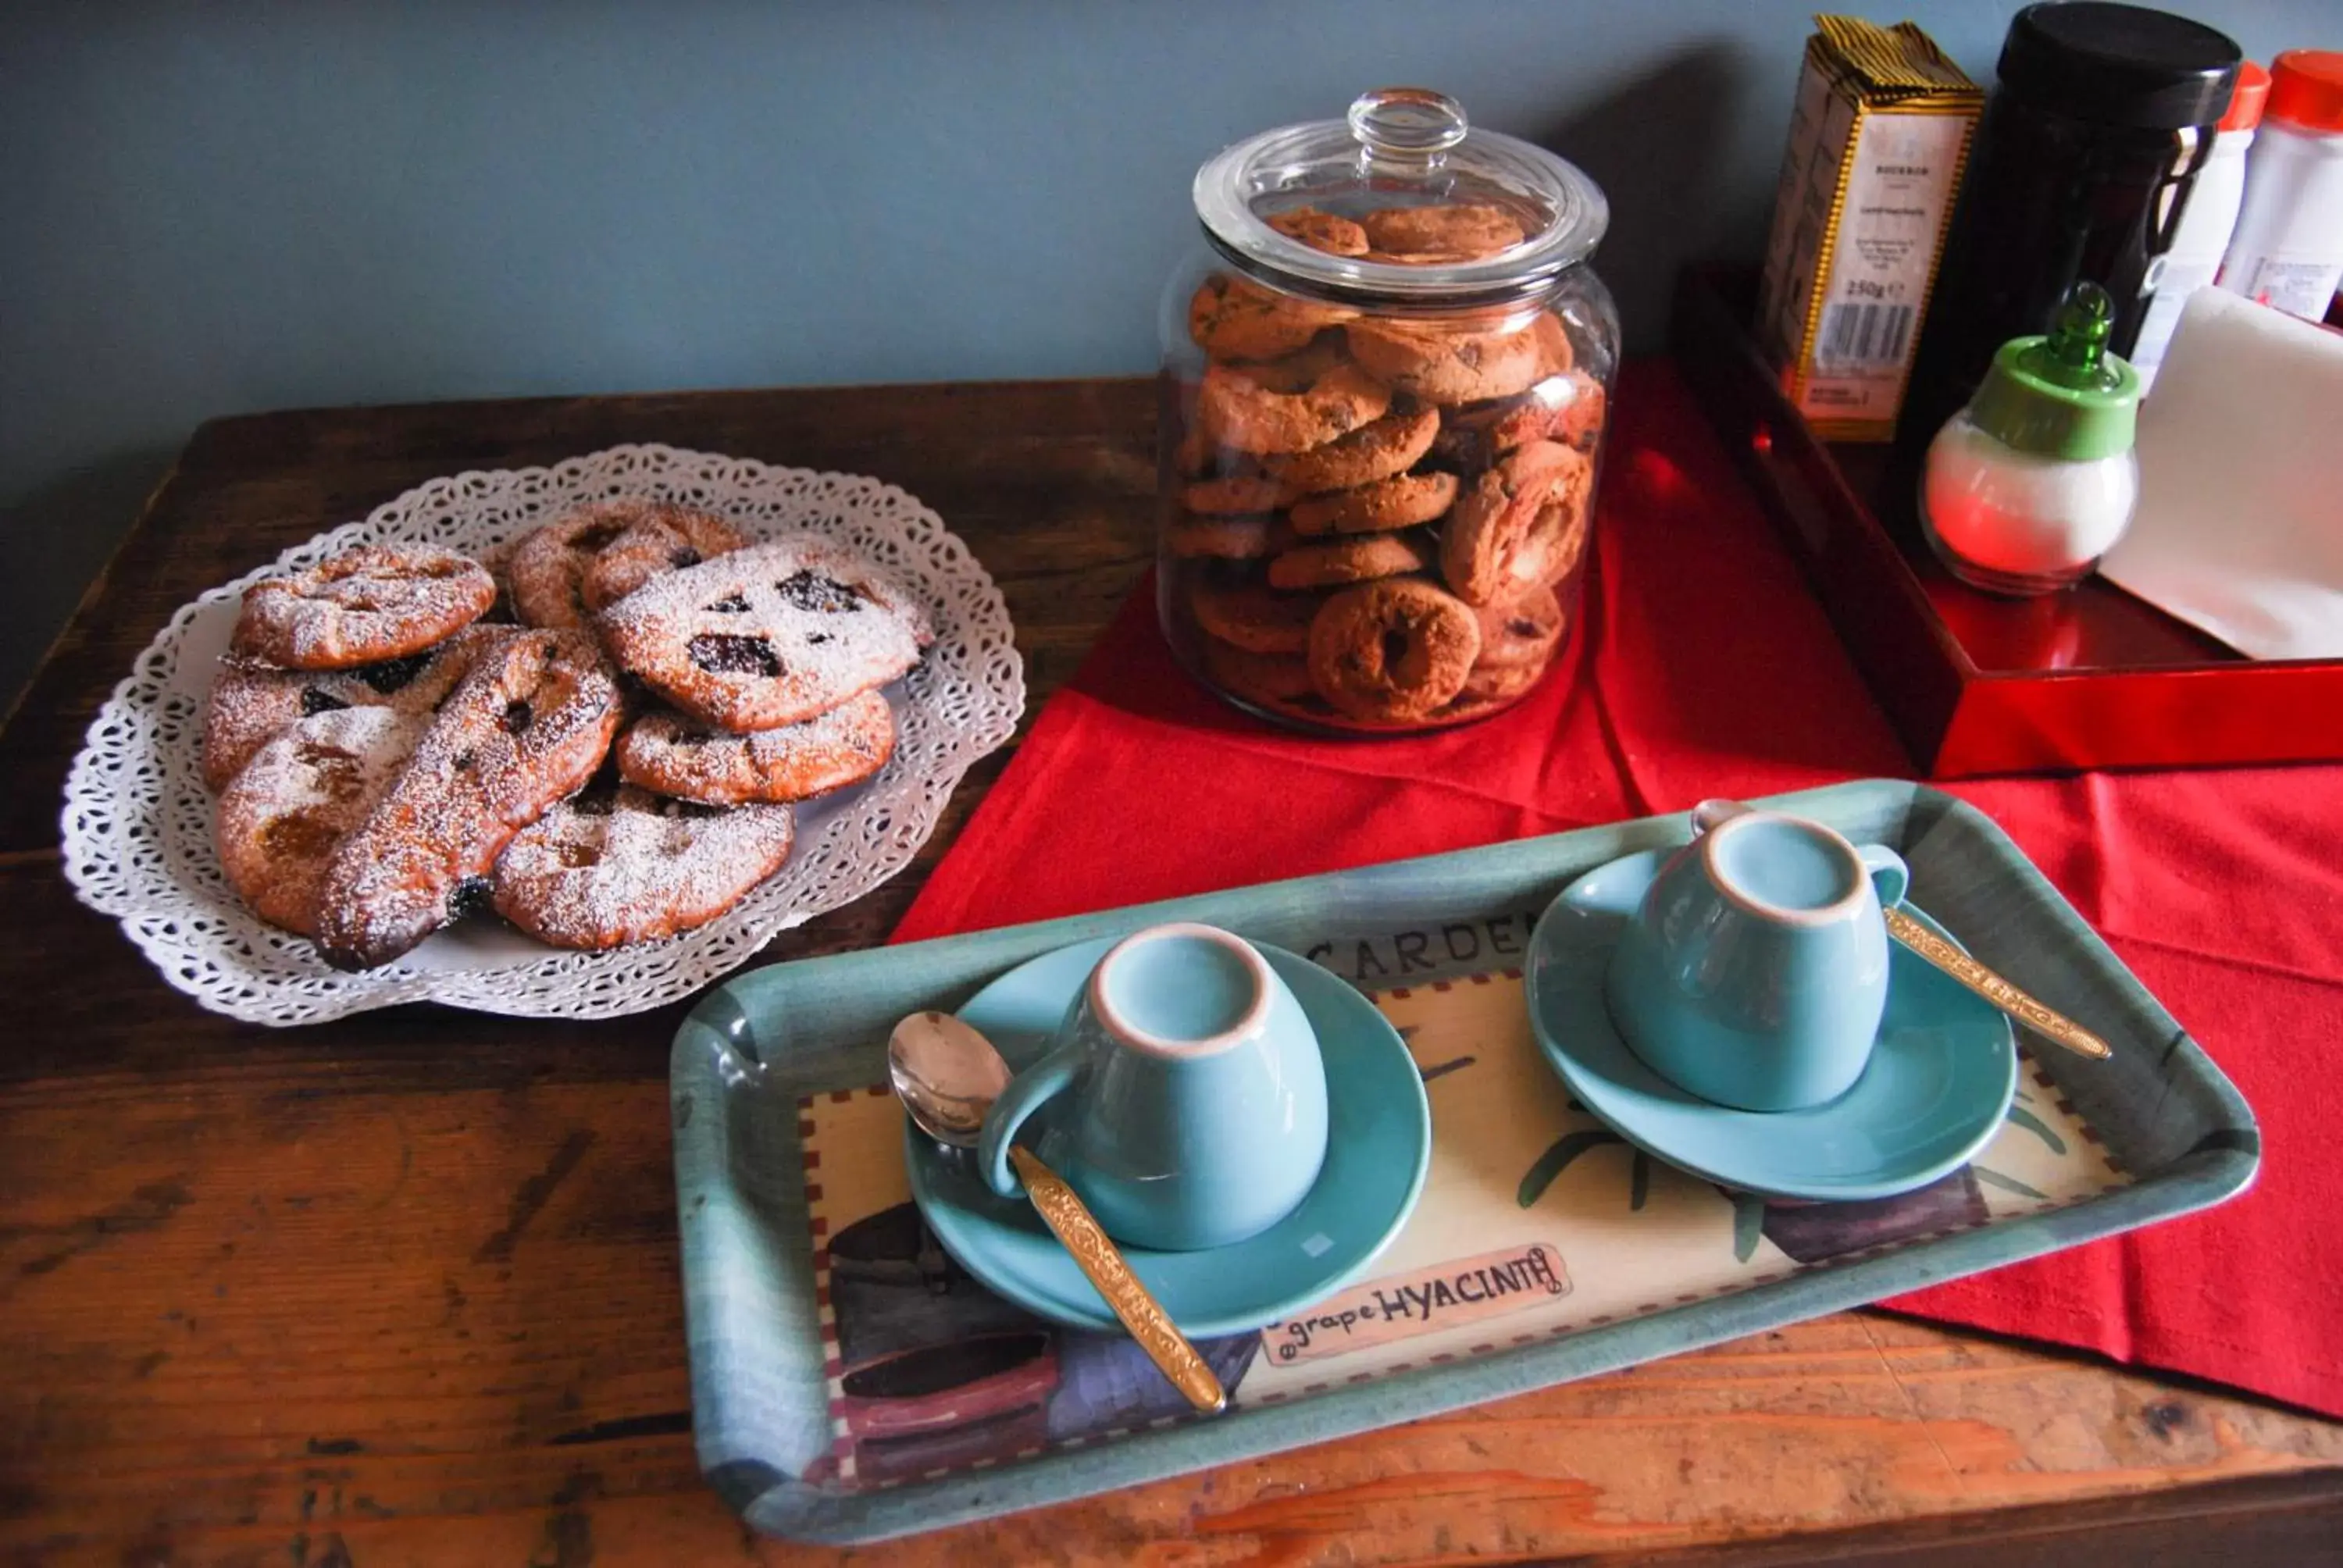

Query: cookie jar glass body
[[1157, 88, 1619, 734]]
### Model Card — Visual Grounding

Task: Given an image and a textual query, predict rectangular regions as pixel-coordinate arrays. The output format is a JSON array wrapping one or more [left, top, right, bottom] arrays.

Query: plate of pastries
[[62, 445, 1024, 1025]]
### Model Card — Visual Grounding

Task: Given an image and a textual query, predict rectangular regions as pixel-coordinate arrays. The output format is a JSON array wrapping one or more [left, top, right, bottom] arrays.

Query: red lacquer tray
[[1671, 264, 2343, 777]]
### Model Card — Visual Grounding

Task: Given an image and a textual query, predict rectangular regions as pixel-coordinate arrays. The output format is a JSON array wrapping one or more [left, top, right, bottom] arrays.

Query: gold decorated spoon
[[886, 1010, 1228, 1414]]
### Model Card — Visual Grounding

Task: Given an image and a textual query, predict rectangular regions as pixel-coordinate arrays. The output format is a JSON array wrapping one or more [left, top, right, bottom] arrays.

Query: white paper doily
[[60, 444, 1025, 1027]]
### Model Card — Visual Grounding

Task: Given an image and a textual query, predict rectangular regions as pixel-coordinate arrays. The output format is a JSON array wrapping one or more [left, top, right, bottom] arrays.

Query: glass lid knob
[[1346, 87, 1470, 165]]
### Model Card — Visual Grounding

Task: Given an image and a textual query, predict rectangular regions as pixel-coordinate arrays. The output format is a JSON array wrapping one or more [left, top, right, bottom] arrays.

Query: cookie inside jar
[[1159, 87, 1617, 735]]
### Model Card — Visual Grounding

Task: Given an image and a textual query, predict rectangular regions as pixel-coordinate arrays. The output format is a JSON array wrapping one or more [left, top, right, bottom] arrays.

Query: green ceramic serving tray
[[669, 779, 2257, 1544]]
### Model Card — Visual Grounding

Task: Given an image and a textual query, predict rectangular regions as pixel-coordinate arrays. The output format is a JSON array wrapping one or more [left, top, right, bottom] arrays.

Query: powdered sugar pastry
[[60, 444, 1024, 1025]]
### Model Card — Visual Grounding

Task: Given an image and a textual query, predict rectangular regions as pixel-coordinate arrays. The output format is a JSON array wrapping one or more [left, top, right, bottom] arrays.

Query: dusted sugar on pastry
[[508, 499, 746, 629], [491, 785, 797, 950], [231, 545, 496, 671], [615, 690, 896, 807], [200, 624, 502, 791], [213, 706, 427, 937], [312, 627, 622, 971], [595, 536, 934, 732], [508, 504, 637, 628], [576, 507, 750, 612], [1307, 577, 1482, 722]]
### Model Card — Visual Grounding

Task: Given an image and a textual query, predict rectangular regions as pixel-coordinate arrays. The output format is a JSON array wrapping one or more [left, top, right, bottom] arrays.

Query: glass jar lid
[[1193, 87, 1610, 308]]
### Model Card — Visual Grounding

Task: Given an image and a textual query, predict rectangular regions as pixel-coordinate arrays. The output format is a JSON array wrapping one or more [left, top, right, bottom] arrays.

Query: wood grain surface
[[2, 377, 2338, 1566]]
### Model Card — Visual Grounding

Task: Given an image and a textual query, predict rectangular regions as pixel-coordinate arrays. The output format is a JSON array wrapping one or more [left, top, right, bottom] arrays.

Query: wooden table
[[4, 379, 2339, 1567]]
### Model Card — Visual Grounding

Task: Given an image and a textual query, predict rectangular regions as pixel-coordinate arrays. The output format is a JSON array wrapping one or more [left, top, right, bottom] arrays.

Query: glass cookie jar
[[1159, 87, 1618, 733]]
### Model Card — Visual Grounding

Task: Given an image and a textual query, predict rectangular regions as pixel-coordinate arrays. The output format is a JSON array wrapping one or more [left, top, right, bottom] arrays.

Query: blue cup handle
[[1860, 843, 1909, 909], [977, 1042, 1080, 1199]]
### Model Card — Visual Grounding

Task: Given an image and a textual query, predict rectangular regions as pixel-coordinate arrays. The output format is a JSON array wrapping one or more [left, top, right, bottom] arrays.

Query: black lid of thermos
[[1898, 2, 2242, 443], [1995, 2, 2242, 130]]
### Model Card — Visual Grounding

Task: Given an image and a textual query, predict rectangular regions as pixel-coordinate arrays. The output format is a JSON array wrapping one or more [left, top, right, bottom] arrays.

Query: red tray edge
[[1668, 264, 2343, 778]]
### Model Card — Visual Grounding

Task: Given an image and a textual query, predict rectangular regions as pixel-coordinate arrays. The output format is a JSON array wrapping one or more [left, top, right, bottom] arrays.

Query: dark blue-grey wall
[[3, 1, 2327, 707]]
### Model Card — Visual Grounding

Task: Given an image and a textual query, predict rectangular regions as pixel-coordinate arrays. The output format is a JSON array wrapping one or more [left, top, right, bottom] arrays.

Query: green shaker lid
[[1968, 283, 2142, 460]]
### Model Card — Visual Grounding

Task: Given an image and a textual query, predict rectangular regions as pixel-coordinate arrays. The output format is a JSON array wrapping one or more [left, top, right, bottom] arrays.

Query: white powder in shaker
[[1922, 411, 2140, 579]]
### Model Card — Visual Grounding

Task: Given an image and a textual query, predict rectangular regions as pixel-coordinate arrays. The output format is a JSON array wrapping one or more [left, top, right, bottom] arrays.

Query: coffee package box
[[1756, 15, 1983, 440]]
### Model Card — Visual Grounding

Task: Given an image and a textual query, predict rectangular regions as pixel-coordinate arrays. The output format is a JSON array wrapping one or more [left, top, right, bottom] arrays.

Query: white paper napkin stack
[[2100, 287, 2343, 659]]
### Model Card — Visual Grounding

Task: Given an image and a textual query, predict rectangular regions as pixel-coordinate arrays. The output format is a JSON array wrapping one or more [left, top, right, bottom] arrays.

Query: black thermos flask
[[1902, 2, 2241, 443]]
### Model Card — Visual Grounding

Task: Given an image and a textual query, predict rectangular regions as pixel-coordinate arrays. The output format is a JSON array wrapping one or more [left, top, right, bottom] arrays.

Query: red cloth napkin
[[892, 363, 2343, 1420]]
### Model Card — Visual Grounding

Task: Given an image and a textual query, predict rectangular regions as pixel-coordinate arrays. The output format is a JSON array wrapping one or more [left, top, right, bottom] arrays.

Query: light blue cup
[[1603, 802, 1910, 1112], [978, 922, 1329, 1252]]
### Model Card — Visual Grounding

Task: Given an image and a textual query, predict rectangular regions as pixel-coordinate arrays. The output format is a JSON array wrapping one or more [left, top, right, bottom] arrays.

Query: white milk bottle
[[2220, 51, 2343, 323]]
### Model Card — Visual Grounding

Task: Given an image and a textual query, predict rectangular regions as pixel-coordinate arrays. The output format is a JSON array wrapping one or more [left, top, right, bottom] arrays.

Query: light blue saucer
[[1525, 849, 2017, 1203], [905, 939, 1431, 1336]]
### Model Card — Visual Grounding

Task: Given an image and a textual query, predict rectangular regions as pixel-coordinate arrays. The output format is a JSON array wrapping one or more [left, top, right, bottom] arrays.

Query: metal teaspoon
[[886, 1010, 1229, 1414]]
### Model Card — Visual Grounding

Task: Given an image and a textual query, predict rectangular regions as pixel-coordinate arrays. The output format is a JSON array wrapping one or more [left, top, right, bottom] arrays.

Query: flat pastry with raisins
[[200, 625, 501, 792], [613, 690, 894, 806], [213, 706, 428, 937], [231, 546, 497, 670], [508, 501, 747, 629], [577, 508, 750, 614], [593, 536, 933, 732], [491, 782, 796, 950], [312, 626, 622, 971]]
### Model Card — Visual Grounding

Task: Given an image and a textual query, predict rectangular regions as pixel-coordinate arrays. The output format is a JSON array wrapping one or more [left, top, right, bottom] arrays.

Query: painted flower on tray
[[1517, 1093, 2073, 1265]]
